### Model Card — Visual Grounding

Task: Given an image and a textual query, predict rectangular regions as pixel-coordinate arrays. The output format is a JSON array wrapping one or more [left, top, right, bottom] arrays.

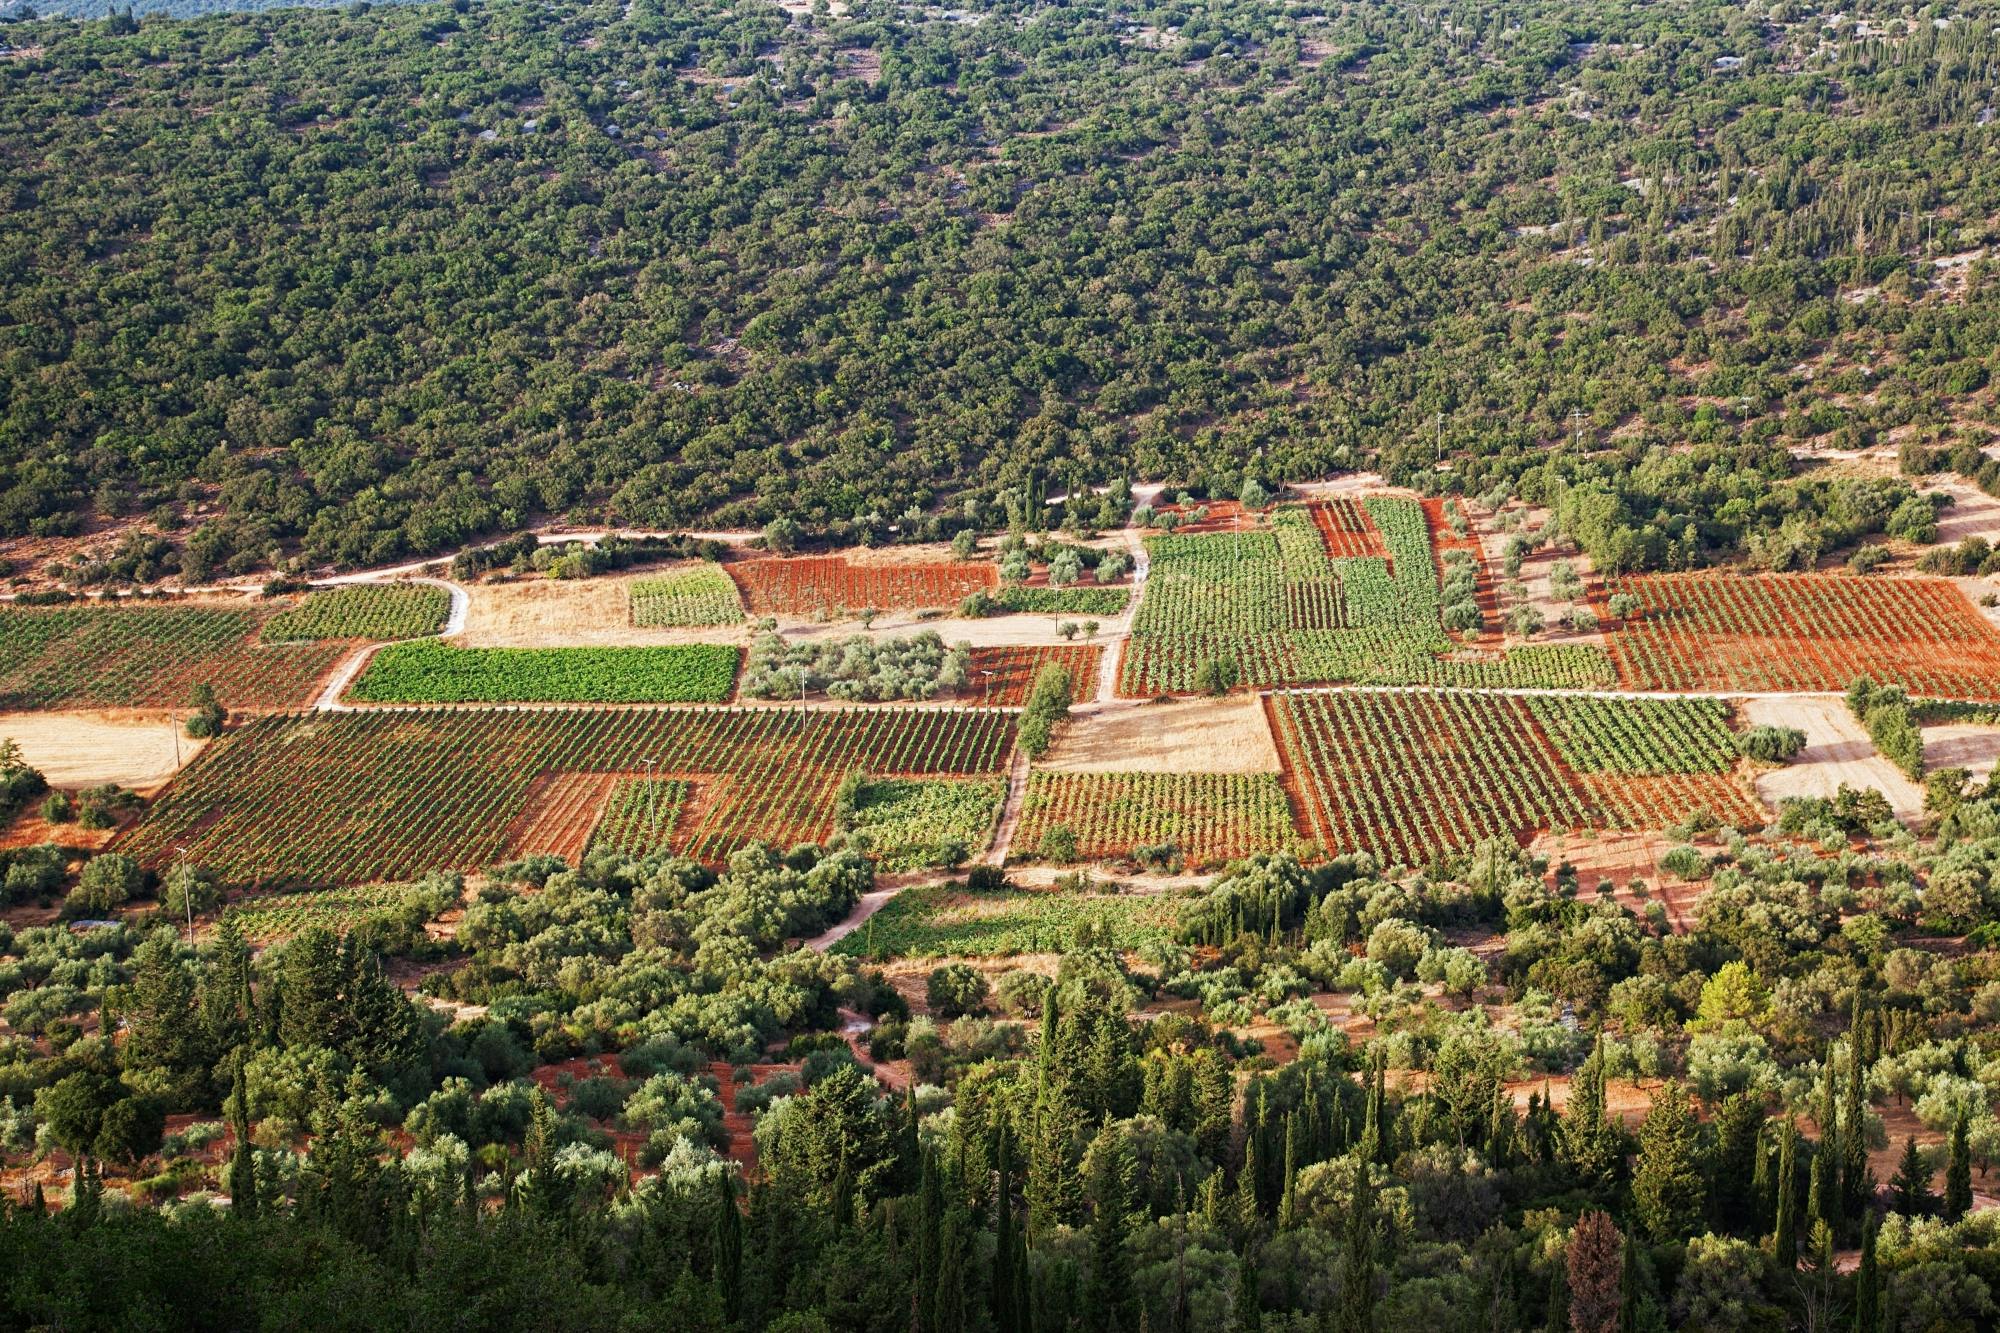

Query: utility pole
[[174, 844, 192, 943], [641, 757, 658, 847], [1436, 411, 1445, 462]]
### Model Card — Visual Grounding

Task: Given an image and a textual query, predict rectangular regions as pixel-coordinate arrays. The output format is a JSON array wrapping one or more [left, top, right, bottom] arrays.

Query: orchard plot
[[1267, 691, 1762, 867], [120, 707, 1015, 886]]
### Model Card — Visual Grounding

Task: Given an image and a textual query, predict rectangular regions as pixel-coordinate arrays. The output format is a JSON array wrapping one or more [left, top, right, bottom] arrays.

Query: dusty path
[[313, 643, 383, 712], [804, 883, 908, 951], [986, 747, 1032, 865], [1092, 528, 1147, 704]]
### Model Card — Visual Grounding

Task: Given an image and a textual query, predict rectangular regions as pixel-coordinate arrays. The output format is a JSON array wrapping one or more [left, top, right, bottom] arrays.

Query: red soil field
[[1265, 691, 1762, 867], [1154, 500, 1256, 533], [730, 555, 996, 615], [119, 707, 1017, 884], [1420, 497, 1502, 642], [966, 644, 1102, 705], [1604, 572, 2000, 698], [1309, 498, 1391, 560], [502, 771, 619, 862]]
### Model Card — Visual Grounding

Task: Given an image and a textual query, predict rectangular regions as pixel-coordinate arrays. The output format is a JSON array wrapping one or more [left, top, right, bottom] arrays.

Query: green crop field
[[1119, 499, 1616, 695], [260, 584, 451, 642], [583, 778, 693, 860], [118, 706, 1017, 884], [1014, 771, 1305, 869], [628, 565, 745, 627], [224, 883, 434, 943], [0, 602, 348, 710], [347, 641, 739, 704], [844, 778, 1005, 871], [832, 881, 1184, 960]]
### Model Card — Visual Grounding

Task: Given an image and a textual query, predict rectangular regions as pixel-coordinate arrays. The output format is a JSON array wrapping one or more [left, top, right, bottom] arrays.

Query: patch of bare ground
[[456, 568, 745, 648], [1925, 721, 2000, 784], [1924, 477, 2000, 545], [1740, 695, 1923, 823], [1040, 695, 1281, 775], [1530, 830, 1704, 930], [0, 710, 206, 792], [834, 49, 881, 83]]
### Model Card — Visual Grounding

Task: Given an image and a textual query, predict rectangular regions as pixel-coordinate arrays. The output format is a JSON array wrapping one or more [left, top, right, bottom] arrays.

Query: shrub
[[1660, 846, 1707, 881], [69, 854, 143, 915], [925, 963, 990, 1018], [1737, 726, 1806, 763]]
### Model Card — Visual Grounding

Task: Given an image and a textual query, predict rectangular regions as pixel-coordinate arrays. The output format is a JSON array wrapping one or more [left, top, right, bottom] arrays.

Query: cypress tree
[[1854, 1210, 1880, 1333], [1277, 1110, 1300, 1230], [1631, 1080, 1704, 1242], [1084, 1122, 1134, 1332], [1236, 1237, 1260, 1332], [1946, 1117, 1973, 1222], [1235, 1133, 1261, 1226], [993, 1127, 1019, 1333], [917, 1146, 944, 1333], [1890, 1135, 1934, 1216], [1773, 1122, 1799, 1269], [1751, 1123, 1773, 1231], [227, 1054, 256, 1219], [1812, 1060, 1839, 1228], [934, 1210, 968, 1333], [1335, 1161, 1376, 1333], [714, 1170, 743, 1325], [1842, 1034, 1873, 1219], [1562, 1037, 1618, 1186]]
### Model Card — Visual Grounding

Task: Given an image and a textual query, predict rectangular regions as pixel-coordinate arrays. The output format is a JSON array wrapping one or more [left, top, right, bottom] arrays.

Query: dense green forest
[[1, 0, 1997, 576], [12, 817, 2000, 1328]]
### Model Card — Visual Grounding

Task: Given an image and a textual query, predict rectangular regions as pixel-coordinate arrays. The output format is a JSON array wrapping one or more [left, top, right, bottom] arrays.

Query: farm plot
[[1014, 772, 1304, 868], [629, 565, 744, 627], [731, 556, 996, 617], [1308, 498, 1389, 560], [1120, 498, 1615, 695], [844, 778, 1005, 871], [1603, 572, 2000, 698], [0, 603, 349, 711], [966, 645, 1102, 705], [1267, 691, 1761, 867], [585, 778, 694, 860], [831, 881, 1183, 959], [225, 883, 440, 943], [118, 707, 1015, 885], [260, 584, 450, 642], [347, 641, 739, 704]]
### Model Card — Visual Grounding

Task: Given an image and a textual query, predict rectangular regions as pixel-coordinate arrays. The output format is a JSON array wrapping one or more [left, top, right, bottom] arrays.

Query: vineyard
[[1267, 690, 1762, 867], [260, 584, 450, 642], [831, 881, 1183, 959], [118, 706, 1016, 884], [1119, 498, 1616, 694], [347, 642, 739, 704], [731, 556, 996, 617], [966, 645, 1102, 705], [1014, 771, 1304, 868], [224, 883, 437, 943], [1307, 499, 1389, 561], [628, 565, 744, 627], [584, 778, 693, 860], [844, 778, 1005, 871], [0, 602, 348, 710], [1603, 572, 2000, 698]]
